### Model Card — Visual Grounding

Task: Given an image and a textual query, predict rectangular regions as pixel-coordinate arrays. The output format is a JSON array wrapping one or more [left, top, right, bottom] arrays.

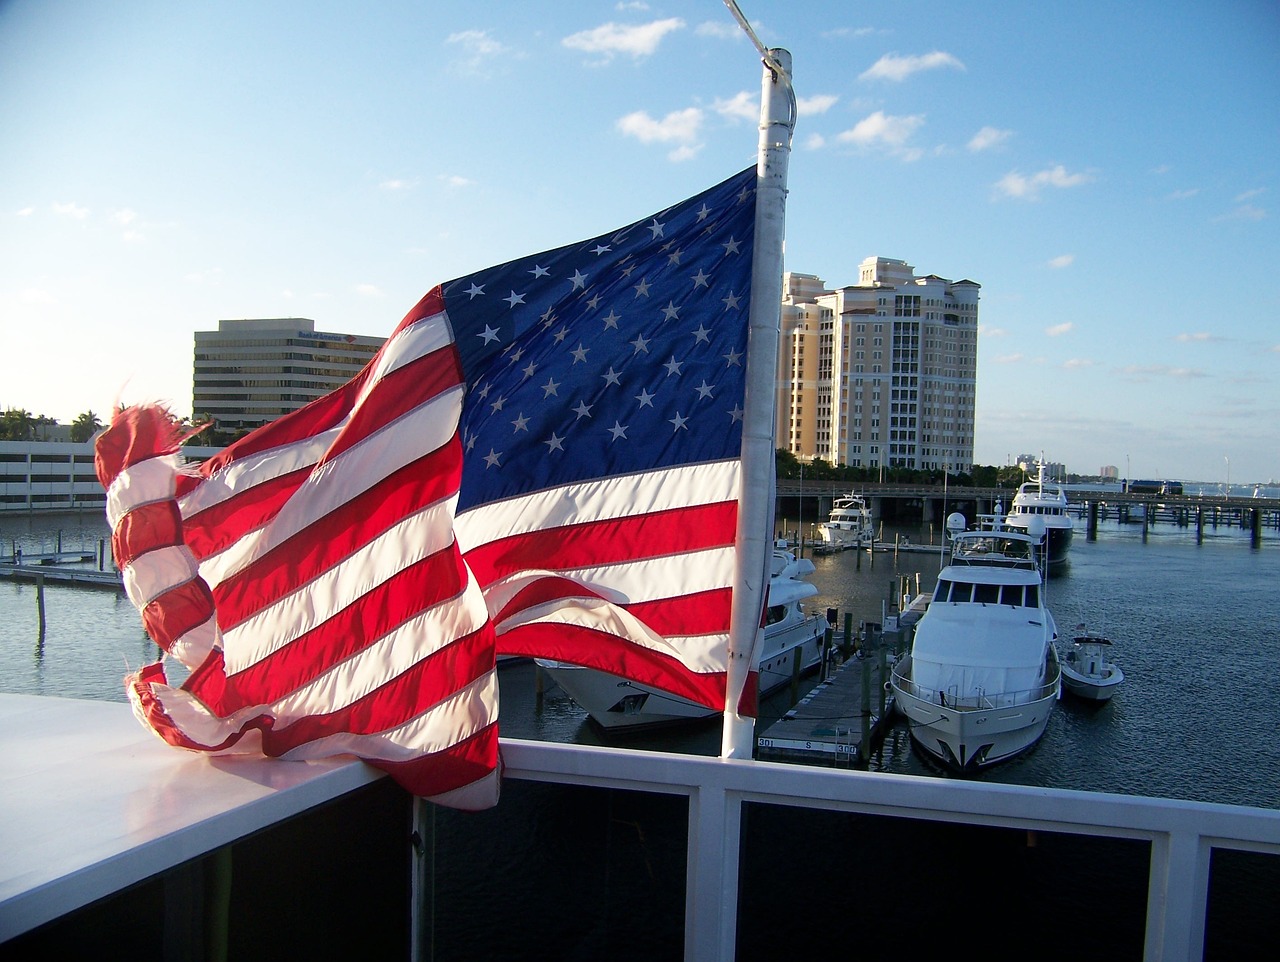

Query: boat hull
[[1060, 665, 1124, 702], [1005, 520, 1072, 569], [891, 652, 1060, 771], [539, 615, 827, 732]]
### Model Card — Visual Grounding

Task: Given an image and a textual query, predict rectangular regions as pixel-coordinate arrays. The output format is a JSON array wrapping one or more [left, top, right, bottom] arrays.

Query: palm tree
[[70, 410, 104, 443], [0, 408, 36, 441]]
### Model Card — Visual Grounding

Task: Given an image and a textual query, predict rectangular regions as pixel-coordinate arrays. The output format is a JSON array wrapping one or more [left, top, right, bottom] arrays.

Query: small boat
[[537, 542, 827, 731], [890, 514, 1061, 772], [1004, 460, 1073, 571], [1059, 628, 1124, 702], [817, 493, 874, 549]]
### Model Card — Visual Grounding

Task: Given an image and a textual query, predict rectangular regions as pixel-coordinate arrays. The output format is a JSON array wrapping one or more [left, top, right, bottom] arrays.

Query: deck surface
[[0, 693, 381, 941]]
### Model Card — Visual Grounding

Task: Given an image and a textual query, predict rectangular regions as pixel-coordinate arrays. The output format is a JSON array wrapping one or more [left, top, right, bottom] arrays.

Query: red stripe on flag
[[505, 622, 729, 707], [373, 724, 499, 802], [463, 500, 738, 586], [140, 579, 216, 651], [207, 548, 472, 711], [112, 500, 184, 567], [212, 441, 463, 631], [182, 465, 313, 562], [255, 626, 495, 755], [318, 343, 464, 466], [622, 586, 733, 638]]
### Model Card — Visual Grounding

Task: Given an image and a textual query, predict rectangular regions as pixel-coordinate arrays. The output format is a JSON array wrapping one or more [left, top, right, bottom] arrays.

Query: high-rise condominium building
[[777, 256, 979, 473], [193, 318, 385, 432]]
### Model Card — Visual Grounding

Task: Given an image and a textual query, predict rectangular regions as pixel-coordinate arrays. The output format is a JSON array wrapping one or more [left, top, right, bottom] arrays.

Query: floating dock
[[0, 564, 122, 590], [756, 596, 928, 766], [755, 651, 895, 766]]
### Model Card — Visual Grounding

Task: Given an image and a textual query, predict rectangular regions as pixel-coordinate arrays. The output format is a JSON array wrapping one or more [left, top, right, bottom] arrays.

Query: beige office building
[[193, 318, 384, 432], [778, 257, 979, 473]]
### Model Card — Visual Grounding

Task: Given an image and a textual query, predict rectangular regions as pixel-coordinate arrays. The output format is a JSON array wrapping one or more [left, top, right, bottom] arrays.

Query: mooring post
[[36, 571, 46, 641]]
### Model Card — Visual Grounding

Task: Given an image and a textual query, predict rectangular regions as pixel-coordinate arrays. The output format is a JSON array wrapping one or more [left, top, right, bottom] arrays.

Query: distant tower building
[[1015, 455, 1067, 480], [777, 257, 979, 473], [193, 318, 384, 433]]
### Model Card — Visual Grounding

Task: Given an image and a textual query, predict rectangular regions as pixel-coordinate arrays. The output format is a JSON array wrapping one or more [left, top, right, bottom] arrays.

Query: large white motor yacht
[[890, 514, 1060, 771], [1003, 460, 1073, 571], [816, 493, 874, 549]]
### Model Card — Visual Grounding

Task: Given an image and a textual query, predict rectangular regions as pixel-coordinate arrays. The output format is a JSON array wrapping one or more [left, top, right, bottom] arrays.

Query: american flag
[[95, 166, 758, 810], [452, 166, 757, 709]]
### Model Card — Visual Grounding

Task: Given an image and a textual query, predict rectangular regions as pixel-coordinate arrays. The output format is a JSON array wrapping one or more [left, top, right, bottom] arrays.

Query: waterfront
[[3, 509, 1276, 808], [3, 510, 1278, 960]]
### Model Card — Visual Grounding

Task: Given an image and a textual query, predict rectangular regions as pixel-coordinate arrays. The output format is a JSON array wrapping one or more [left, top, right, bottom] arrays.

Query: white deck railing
[[498, 737, 1280, 962]]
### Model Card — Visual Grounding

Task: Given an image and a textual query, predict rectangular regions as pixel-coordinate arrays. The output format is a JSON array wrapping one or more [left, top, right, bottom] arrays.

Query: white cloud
[[1120, 364, 1208, 380], [616, 2, 650, 11], [1045, 322, 1074, 337], [695, 20, 740, 41], [15, 206, 34, 216], [1062, 358, 1095, 369], [1047, 254, 1074, 269], [52, 201, 89, 219], [379, 178, 418, 191], [617, 107, 703, 144], [967, 126, 1011, 152], [562, 18, 684, 60], [797, 94, 839, 116], [994, 165, 1092, 200], [113, 208, 138, 225], [439, 174, 475, 189], [1166, 188, 1199, 201], [712, 92, 757, 123], [836, 110, 925, 153], [824, 27, 879, 39], [446, 30, 510, 74], [977, 324, 1006, 337], [355, 283, 384, 298], [1175, 332, 1224, 343], [1235, 187, 1266, 202], [859, 51, 964, 82], [993, 353, 1024, 364], [803, 132, 826, 150], [1215, 204, 1266, 222]]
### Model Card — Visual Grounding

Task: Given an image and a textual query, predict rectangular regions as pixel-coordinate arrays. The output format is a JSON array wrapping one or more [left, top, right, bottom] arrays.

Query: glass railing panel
[[423, 779, 688, 960], [736, 801, 1150, 960]]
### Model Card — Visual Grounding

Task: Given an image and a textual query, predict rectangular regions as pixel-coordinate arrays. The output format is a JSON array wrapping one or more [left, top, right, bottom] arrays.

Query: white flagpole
[[721, 44, 794, 759]]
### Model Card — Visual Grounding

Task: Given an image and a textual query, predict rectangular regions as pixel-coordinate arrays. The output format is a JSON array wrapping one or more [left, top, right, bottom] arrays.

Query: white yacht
[[537, 543, 827, 731], [817, 493, 874, 549], [890, 514, 1060, 771], [1004, 461, 1073, 570]]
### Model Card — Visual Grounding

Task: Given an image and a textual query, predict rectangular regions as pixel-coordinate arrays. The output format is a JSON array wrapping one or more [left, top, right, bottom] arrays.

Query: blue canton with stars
[[441, 167, 756, 513]]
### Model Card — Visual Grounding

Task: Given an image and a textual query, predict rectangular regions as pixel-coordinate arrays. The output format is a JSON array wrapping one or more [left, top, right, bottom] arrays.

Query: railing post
[[686, 781, 742, 962], [1145, 828, 1210, 961]]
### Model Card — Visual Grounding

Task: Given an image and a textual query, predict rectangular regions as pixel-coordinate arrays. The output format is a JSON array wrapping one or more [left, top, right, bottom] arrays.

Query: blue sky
[[2, 0, 1277, 484]]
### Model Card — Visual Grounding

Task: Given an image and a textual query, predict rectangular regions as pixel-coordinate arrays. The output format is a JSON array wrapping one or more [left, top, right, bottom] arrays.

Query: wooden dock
[[756, 596, 927, 767], [0, 564, 122, 590]]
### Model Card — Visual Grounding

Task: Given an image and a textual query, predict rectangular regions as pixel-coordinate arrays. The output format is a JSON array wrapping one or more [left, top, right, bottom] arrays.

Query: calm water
[[2, 509, 1277, 810]]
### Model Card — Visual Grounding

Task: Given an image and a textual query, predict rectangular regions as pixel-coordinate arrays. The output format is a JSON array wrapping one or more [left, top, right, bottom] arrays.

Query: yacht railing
[[890, 657, 1061, 710], [499, 737, 1280, 962]]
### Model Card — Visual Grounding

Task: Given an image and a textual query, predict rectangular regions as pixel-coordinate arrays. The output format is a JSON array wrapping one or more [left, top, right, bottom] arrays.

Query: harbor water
[[2, 509, 1278, 959]]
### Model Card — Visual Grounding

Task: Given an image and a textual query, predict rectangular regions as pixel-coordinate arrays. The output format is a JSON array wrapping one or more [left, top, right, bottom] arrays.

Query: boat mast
[[721, 37, 794, 760]]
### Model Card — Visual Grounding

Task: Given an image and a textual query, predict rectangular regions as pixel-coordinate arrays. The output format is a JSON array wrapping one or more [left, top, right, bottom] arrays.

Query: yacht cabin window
[[974, 583, 1000, 605]]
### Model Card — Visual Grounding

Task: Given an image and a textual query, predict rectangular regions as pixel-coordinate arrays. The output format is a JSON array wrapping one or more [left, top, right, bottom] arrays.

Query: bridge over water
[[775, 481, 1280, 546]]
